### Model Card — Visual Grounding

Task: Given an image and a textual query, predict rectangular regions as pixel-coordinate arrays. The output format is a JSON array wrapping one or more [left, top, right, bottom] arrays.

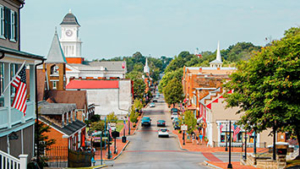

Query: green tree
[[133, 98, 143, 110], [129, 106, 139, 124], [163, 78, 184, 107], [180, 110, 197, 134], [107, 112, 118, 123], [224, 27, 300, 156], [90, 121, 105, 132], [158, 68, 183, 93], [37, 122, 56, 151]]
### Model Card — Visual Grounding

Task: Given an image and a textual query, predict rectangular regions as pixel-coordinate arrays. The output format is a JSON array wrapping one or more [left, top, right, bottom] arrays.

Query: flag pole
[[1, 61, 26, 95]]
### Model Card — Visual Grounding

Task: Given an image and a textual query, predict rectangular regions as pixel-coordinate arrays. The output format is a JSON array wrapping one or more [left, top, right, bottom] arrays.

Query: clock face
[[66, 30, 73, 37]]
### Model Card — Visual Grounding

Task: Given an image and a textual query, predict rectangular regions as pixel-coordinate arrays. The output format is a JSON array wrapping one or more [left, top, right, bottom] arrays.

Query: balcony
[[0, 101, 35, 129]]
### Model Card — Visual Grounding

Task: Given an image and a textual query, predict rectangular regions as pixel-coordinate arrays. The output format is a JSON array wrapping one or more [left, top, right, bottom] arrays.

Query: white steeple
[[216, 41, 222, 62], [209, 41, 223, 68], [144, 57, 150, 73]]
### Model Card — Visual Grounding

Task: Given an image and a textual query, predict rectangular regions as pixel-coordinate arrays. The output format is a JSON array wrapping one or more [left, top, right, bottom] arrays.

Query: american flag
[[233, 126, 241, 141], [11, 66, 27, 116]]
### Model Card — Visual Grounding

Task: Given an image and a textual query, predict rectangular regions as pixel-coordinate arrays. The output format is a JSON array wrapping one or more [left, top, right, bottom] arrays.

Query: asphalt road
[[107, 94, 211, 169]]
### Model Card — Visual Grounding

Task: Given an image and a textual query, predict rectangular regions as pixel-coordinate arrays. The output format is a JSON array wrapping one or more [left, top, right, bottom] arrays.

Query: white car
[[158, 128, 169, 137], [171, 112, 179, 119]]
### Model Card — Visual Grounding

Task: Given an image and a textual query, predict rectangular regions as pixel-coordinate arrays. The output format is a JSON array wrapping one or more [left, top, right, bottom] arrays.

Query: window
[[2, 7, 17, 41], [0, 63, 4, 107], [0, 6, 4, 38], [52, 81, 57, 89], [10, 10, 16, 41]]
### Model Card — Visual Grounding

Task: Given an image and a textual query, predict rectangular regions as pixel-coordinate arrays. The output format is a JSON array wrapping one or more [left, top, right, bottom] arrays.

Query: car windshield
[[160, 129, 167, 132], [143, 117, 150, 120]]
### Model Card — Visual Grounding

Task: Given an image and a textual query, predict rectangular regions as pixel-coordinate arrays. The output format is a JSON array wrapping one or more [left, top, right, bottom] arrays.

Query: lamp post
[[225, 120, 228, 151], [183, 130, 185, 145], [128, 113, 131, 135], [244, 134, 247, 160], [254, 128, 257, 155], [100, 131, 103, 165], [227, 120, 232, 169]]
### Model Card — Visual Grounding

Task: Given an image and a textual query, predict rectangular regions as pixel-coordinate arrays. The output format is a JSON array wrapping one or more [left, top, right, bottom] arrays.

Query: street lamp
[[225, 120, 228, 151], [227, 120, 233, 169], [244, 134, 248, 160]]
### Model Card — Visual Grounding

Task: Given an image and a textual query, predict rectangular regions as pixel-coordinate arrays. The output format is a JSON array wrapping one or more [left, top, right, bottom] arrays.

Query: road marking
[[124, 150, 185, 153]]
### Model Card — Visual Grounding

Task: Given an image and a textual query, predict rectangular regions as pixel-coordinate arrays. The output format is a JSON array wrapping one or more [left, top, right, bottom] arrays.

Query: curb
[[113, 140, 130, 160], [93, 164, 107, 169], [174, 131, 188, 151], [203, 161, 223, 169]]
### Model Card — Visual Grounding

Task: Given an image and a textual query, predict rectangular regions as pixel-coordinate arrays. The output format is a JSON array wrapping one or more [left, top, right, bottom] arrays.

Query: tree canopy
[[163, 78, 184, 106], [223, 27, 300, 154]]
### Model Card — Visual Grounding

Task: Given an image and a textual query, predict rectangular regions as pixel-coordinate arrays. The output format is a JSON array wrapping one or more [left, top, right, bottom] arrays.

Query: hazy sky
[[21, 0, 300, 60]]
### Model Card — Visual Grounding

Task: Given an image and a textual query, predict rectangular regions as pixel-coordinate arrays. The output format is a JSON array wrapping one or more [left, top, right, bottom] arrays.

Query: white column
[[4, 63, 11, 128], [19, 154, 28, 169], [66, 112, 69, 125], [62, 113, 65, 127], [21, 129, 24, 154], [78, 130, 81, 148], [70, 110, 73, 123]]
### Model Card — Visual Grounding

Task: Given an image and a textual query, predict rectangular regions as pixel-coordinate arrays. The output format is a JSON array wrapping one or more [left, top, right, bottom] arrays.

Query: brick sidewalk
[[206, 161, 258, 169], [94, 138, 128, 160], [173, 130, 262, 169]]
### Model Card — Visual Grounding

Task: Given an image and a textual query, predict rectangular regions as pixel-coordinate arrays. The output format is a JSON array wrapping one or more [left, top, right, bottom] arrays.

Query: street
[[107, 94, 241, 169]]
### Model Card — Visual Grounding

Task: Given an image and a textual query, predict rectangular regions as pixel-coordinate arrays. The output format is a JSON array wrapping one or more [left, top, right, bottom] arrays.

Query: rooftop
[[38, 101, 76, 115], [60, 11, 80, 26], [66, 80, 119, 89]]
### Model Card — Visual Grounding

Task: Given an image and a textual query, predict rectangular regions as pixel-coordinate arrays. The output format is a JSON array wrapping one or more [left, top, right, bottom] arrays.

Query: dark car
[[157, 120, 166, 127], [153, 100, 158, 103], [171, 108, 178, 113], [173, 121, 180, 130], [141, 117, 151, 126]]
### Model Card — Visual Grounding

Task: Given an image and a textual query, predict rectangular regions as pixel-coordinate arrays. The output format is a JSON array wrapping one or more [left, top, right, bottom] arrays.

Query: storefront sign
[[181, 124, 187, 131]]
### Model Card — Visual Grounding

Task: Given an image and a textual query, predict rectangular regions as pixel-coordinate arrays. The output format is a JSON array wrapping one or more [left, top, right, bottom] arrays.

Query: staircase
[[0, 150, 28, 169]]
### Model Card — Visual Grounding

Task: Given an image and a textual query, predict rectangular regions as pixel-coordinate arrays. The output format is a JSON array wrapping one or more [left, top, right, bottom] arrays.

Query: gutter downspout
[[18, 4, 24, 50], [35, 59, 44, 164]]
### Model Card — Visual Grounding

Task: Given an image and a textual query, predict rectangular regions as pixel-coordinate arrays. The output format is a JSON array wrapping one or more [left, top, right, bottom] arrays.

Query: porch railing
[[0, 101, 35, 130], [0, 150, 28, 169]]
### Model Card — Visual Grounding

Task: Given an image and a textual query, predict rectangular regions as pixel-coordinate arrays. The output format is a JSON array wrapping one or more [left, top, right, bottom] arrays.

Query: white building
[[58, 10, 127, 83], [66, 79, 132, 117]]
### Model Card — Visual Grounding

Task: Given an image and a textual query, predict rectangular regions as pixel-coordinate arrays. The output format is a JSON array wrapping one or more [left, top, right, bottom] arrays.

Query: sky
[[21, 0, 300, 60]]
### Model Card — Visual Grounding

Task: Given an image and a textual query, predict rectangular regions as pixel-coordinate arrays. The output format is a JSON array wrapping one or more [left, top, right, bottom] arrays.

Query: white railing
[[0, 101, 35, 130], [0, 150, 28, 169]]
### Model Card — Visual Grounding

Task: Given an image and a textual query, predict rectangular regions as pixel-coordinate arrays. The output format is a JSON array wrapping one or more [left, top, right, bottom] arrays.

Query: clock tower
[[60, 10, 83, 64]]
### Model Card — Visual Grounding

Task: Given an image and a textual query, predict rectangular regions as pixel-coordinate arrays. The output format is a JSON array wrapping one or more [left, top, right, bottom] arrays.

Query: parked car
[[153, 100, 158, 103], [158, 128, 169, 137], [141, 117, 151, 126], [150, 103, 155, 108], [157, 120, 166, 127], [173, 122, 180, 130], [171, 112, 179, 119]]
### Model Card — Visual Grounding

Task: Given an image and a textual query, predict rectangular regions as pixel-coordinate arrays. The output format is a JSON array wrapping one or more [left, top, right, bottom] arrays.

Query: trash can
[[122, 136, 126, 143]]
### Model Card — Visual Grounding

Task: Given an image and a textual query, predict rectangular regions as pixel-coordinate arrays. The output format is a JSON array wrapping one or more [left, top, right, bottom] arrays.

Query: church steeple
[[210, 41, 223, 68], [46, 29, 66, 63], [45, 29, 67, 91], [144, 57, 150, 74]]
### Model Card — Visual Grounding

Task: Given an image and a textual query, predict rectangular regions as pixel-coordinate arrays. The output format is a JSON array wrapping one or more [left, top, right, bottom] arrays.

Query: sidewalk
[[173, 130, 262, 169], [94, 138, 129, 160]]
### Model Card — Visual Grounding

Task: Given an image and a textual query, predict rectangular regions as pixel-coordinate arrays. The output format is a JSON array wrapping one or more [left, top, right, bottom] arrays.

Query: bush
[[107, 112, 118, 123]]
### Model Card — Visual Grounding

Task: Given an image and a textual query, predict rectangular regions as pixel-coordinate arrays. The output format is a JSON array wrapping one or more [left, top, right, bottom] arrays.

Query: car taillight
[[163, 123, 165, 124]]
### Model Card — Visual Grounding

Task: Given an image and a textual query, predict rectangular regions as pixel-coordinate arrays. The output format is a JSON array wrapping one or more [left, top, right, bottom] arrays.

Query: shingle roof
[[40, 116, 86, 136], [66, 80, 119, 89], [38, 101, 76, 115], [45, 31, 66, 63], [48, 90, 87, 109], [60, 12, 80, 26]]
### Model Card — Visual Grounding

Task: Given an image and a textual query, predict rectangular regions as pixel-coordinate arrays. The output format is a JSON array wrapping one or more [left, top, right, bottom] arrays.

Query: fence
[[0, 150, 27, 169], [213, 141, 267, 148], [43, 146, 68, 168]]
